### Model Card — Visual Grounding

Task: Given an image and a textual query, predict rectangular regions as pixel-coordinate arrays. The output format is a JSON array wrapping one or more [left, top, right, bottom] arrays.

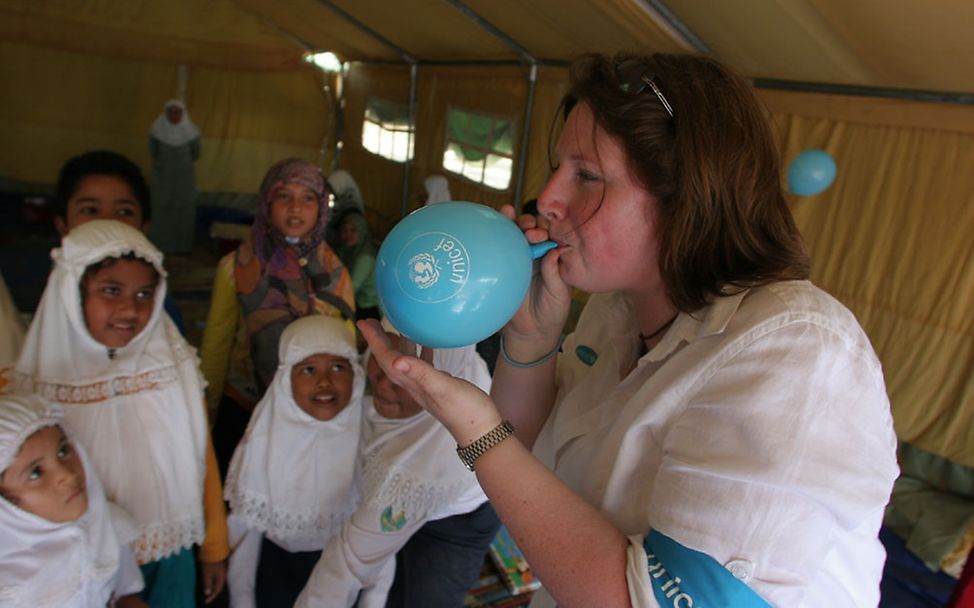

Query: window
[[442, 107, 514, 190], [362, 97, 414, 162]]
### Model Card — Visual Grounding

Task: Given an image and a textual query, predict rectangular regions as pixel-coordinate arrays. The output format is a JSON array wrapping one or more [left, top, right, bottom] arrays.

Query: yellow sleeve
[[199, 432, 230, 562], [198, 254, 239, 409]]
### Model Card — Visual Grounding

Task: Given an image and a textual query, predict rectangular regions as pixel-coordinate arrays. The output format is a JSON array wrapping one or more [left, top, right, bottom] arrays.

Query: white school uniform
[[295, 344, 493, 608], [14, 220, 208, 563], [224, 316, 366, 607]]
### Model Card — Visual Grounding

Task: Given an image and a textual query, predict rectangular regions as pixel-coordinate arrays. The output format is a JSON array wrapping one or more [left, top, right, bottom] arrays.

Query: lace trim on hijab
[[13, 339, 196, 405], [224, 483, 353, 543], [134, 517, 205, 564], [15, 365, 185, 405], [361, 458, 470, 520]]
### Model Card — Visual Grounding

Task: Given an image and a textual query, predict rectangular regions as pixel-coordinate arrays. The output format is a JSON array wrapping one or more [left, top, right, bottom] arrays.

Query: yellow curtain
[[0, 41, 329, 194], [763, 90, 974, 467]]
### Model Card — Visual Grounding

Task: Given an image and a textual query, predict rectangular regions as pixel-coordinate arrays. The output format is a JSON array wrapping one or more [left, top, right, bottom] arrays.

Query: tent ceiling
[[0, 0, 971, 94], [667, 0, 974, 94]]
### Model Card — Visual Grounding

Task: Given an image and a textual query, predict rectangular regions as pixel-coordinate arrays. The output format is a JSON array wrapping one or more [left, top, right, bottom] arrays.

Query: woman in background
[[149, 99, 200, 254]]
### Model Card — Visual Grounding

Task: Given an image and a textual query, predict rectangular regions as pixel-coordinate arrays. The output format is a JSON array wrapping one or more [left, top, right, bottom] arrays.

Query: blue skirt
[[139, 547, 197, 608]]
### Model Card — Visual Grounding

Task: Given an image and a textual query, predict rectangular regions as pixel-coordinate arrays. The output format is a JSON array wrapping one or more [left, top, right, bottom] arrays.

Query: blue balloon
[[375, 201, 556, 348], [787, 149, 837, 196]]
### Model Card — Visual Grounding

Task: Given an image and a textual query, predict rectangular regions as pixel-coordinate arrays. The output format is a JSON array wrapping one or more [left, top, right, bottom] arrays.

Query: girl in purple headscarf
[[199, 159, 355, 476]]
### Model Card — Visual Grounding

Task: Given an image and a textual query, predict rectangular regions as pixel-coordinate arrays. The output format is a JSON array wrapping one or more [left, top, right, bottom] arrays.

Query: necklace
[[639, 314, 678, 343]]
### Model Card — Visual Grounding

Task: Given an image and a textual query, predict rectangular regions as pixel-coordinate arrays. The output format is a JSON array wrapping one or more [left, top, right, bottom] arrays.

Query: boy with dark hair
[[52, 150, 184, 333], [53, 150, 152, 237]]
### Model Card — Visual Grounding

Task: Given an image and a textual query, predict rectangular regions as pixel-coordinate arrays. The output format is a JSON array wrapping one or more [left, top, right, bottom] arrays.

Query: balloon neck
[[529, 240, 558, 260]]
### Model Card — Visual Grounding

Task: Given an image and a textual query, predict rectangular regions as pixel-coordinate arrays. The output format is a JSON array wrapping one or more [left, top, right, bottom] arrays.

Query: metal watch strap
[[456, 420, 515, 471]]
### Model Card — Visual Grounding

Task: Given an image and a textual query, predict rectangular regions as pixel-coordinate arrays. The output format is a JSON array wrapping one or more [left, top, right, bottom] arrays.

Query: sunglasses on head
[[615, 59, 675, 118]]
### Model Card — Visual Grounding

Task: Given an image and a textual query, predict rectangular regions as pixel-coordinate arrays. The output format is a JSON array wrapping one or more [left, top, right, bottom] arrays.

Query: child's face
[[83, 258, 158, 348], [270, 183, 320, 240], [0, 425, 88, 523], [55, 175, 146, 237], [340, 220, 359, 248], [366, 333, 424, 419], [290, 353, 354, 420]]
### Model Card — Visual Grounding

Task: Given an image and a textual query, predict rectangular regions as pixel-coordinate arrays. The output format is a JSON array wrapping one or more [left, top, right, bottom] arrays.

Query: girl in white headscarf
[[149, 99, 201, 254], [296, 325, 499, 608], [225, 315, 387, 607], [14, 220, 229, 606], [0, 393, 145, 607]]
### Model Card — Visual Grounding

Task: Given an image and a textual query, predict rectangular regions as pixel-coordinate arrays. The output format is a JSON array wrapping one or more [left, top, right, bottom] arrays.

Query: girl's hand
[[499, 205, 572, 356], [359, 320, 502, 446], [199, 559, 227, 604]]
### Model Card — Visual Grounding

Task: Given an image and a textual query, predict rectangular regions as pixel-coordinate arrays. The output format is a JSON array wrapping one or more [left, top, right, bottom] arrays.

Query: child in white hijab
[[296, 323, 500, 608], [225, 315, 386, 607], [0, 393, 145, 607], [14, 220, 228, 606]]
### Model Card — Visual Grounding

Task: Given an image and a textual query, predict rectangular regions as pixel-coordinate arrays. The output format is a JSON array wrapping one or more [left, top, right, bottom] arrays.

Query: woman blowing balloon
[[361, 53, 898, 607]]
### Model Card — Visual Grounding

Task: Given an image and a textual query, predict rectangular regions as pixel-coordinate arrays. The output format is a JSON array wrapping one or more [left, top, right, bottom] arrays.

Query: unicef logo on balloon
[[408, 253, 440, 289], [396, 232, 470, 303]]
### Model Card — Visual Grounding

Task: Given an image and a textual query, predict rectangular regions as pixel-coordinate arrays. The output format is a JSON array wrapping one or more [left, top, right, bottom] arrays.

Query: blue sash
[[643, 530, 771, 607]]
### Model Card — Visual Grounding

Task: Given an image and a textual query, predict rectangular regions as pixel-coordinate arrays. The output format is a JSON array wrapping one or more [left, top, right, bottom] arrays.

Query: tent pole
[[312, 0, 418, 218], [332, 67, 346, 173], [402, 63, 418, 219], [443, 0, 538, 207], [629, 0, 710, 53], [313, 0, 414, 64], [514, 63, 537, 209], [754, 79, 974, 105], [177, 64, 189, 102]]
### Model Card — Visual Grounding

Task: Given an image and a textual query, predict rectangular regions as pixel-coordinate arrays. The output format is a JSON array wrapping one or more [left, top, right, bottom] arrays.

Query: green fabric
[[336, 212, 378, 309], [139, 547, 197, 607], [446, 108, 513, 161], [149, 135, 200, 254], [365, 97, 410, 128], [885, 442, 974, 571]]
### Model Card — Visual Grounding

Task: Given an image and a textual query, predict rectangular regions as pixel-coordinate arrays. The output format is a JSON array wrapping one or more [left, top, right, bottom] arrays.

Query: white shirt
[[531, 281, 898, 607], [295, 345, 492, 608]]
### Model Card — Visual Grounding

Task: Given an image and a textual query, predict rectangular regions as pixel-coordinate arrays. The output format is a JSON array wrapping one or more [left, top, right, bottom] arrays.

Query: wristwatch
[[456, 420, 515, 471]]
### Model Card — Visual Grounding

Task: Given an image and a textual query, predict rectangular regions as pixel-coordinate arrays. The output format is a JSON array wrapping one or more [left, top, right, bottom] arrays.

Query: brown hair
[[564, 53, 809, 312], [79, 253, 159, 307]]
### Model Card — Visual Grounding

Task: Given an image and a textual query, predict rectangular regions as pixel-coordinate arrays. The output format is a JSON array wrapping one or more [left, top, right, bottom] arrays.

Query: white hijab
[[14, 220, 207, 563], [360, 342, 491, 520], [149, 99, 200, 147], [0, 394, 136, 608], [225, 316, 365, 552], [423, 174, 451, 206]]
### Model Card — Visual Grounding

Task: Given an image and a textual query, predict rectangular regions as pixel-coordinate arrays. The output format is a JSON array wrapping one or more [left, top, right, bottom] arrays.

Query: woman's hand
[[359, 320, 502, 446], [199, 559, 227, 604], [499, 205, 572, 359]]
